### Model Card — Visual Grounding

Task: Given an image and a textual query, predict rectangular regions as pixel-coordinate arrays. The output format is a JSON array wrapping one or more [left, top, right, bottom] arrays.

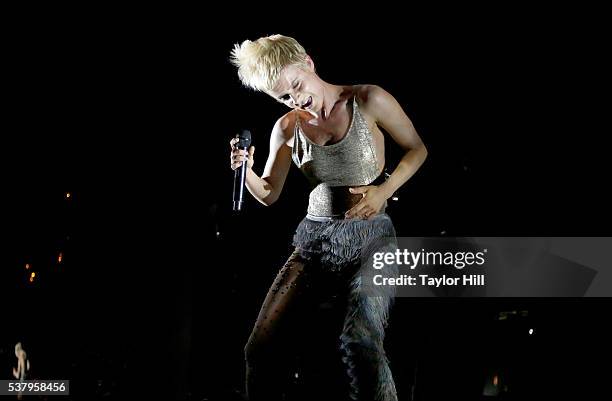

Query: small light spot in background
[[529, 328, 534, 335]]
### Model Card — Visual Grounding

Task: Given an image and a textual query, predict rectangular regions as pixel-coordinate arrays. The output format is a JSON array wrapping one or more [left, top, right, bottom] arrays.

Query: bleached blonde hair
[[230, 34, 309, 92]]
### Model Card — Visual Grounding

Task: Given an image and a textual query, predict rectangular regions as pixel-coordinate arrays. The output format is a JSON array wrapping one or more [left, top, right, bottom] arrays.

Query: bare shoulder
[[354, 85, 394, 108], [271, 111, 297, 146], [354, 84, 402, 122]]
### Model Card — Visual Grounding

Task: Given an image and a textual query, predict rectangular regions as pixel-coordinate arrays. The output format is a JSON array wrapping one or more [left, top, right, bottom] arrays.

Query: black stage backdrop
[[2, 10, 611, 400]]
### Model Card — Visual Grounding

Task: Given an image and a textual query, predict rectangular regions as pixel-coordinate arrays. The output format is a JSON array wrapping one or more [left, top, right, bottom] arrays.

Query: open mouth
[[301, 96, 312, 110]]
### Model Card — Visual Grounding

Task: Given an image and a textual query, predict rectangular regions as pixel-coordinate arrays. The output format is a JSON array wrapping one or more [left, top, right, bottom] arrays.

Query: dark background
[[2, 8, 611, 400]]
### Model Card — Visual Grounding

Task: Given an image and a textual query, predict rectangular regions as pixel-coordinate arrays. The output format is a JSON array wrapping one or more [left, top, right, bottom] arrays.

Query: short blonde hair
[[230, 34, 309, 92]]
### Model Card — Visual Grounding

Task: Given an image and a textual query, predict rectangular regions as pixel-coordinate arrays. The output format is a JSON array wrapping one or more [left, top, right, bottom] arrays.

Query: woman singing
[[229, 34, 427, 401]]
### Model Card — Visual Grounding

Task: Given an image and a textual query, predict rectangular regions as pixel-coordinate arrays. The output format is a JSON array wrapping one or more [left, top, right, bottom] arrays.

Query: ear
[[304, 54, 315, 72]]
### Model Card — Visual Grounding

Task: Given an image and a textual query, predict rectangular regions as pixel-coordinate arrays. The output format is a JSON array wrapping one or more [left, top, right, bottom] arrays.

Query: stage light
[[529, 328, 534, 335], [58, 252, 63, 263], [25, 263, 30, 270]]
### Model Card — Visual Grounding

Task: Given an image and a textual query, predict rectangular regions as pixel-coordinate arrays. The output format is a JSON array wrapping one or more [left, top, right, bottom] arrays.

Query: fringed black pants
[[244, 214, 398, 401]]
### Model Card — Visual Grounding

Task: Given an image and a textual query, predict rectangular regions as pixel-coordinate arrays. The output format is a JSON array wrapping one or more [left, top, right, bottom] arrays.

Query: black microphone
[[233, 130, 252, 211]]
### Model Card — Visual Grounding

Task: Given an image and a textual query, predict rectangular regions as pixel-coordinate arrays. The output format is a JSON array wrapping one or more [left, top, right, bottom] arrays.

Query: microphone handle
[[233, 146, 248, 211]]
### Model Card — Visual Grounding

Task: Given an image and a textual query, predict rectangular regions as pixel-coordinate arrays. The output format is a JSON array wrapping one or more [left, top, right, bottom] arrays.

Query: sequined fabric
[[270, 96, 399, 401], [292, 96, 381, 218]]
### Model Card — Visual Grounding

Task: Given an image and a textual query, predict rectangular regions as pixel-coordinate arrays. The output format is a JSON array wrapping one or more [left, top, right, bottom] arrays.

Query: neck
[[314, 82, 344, 122]]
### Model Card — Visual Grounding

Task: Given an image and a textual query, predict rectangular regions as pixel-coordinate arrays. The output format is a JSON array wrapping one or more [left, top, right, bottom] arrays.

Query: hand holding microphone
[[230, 130, 254, 211], [229, 133, 254, 170]]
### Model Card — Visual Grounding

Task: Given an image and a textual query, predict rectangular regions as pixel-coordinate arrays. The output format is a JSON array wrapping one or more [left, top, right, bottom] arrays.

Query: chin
[[309, 102, 321, 115]]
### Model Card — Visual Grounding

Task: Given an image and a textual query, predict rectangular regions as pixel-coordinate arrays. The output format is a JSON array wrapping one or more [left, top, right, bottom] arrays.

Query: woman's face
[[268, 60, 324, 117]]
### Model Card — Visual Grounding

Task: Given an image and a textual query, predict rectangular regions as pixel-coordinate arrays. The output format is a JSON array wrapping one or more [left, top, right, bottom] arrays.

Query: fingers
[[345, 201, 374, 220], [346, 187, 377, 219], [349, 186, 371, 195], [363, 209, 376, 220], [229, 145, 255, 170], [361, 207, 376, 219], [230, 148, 249, 170]]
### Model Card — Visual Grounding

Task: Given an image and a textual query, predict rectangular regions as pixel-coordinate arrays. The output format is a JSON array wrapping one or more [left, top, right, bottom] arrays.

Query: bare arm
[[368, 85, 428, 198], [230, 116, 292, 206], [346, 86, 428, 219]]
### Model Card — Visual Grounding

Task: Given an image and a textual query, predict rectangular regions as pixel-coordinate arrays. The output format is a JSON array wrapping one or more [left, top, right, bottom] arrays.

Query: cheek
[[306, 85, 320, 98]]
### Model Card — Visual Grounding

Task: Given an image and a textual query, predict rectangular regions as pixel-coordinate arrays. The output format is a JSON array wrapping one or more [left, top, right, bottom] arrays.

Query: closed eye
[[278, 81, 299, 102]]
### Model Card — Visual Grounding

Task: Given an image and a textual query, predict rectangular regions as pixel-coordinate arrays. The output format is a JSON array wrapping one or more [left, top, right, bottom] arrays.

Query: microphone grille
[[236, 130, 252, 147]]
